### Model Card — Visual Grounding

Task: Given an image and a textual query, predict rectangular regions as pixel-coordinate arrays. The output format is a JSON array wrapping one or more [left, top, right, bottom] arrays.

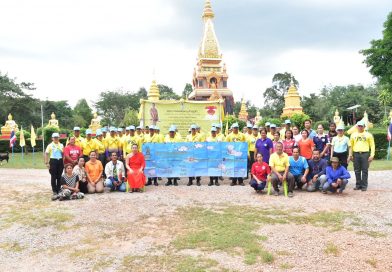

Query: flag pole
[[41, 104, 45, 158], [21, 146, 24, 161], [33, 147, 35, 166]]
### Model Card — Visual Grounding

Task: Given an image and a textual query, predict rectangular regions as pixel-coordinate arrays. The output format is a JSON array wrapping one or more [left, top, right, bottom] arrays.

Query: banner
[[142, 142, 248, 178], [139, 100, 224, 136]]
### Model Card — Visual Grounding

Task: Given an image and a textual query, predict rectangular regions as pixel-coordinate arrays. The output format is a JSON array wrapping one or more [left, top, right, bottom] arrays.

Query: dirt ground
[[0, 169, 392, 272]]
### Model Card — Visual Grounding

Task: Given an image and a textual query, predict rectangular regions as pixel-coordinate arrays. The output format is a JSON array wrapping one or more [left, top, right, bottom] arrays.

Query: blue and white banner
[[142, 142, 248, 178]]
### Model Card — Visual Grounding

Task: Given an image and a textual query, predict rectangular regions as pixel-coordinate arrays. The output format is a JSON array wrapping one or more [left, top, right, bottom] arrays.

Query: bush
[[373, 131, 388, 159], [259, 118, 282, 127], [314, 120, 330, 130], [16, 129, 31, 140], [0, 138, 67, 153], [223, 115, 246, 131], [43, 126, 60, 143], [284, 113, 311, 131]]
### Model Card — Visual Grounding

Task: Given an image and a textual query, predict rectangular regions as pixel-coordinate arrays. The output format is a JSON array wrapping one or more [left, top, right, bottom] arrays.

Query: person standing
[[282, 130, 296, 156], [313, 124, 330, 159], [45, 133, 64, 200], [330, 124, 350, 168], [82, 129, 97, 162], [280, 120, 291, 140], [269, 142, 295, 197], [225, 123, 246, 186], [144, 125, 161, 186], [72, 127, 84, 148], [349, 120, 375, 191], [63, 136, 82, 166], [206, 127, 221, 186], [303, 120, 316, 139], [186, 124, 202, 186], [255, 128, 273, 164], [105, 127, 121, 163], [245, 125, 260, 180], [297, 130, 315, 160], [94, 130, 106, 169], [164, 126, 181, 186]]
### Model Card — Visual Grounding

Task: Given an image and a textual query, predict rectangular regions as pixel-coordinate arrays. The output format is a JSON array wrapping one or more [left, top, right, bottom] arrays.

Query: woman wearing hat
[[323, 157, 350, 194], [330, 124, 350, 169], [44, 133, 64, 200]]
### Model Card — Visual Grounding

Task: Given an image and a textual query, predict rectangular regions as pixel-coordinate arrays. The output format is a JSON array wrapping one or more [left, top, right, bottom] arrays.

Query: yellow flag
[[31, 125, 37, 147], [20, 127, 26, 147]]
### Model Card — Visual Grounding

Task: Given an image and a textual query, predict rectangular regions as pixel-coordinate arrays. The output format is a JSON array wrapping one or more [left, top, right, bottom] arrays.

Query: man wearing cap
[[164, 126, 181, 186], [215, 124, 225, 141], [330, 124, 350, 168], [44, 133, 64, 200], [196, 125, 206, 142], [82, 129, 97, 163], [349, 121, 375, 191], [105, 127, 121, 163], [323, 157, 350, 194], [280, 120, 291, 140], [123, 126, 142, 155], [136, 126, 144, 141], [186, 125, 203, 186], [225, 123, 246, 186], [155, 126, 165, 143], [72, 127, 85, 148], [144, 125, 160, 186], [245, 125, 260, 180], [265, 122, 271, 135], [267, 124, 277, 140], [206, 127, 221, 186], [94, 129, 106, 169]]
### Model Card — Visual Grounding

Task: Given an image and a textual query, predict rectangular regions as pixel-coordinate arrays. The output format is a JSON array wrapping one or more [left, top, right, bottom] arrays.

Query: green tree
[[43, 100, 74, 129], [378, 88, 392, 118], [73, 99, 93, 128], [361, 12, 392, 89], [158, 85, 181, 100], [182, 83, 193, 98], [121, 109, 140, 127], [262, 72, 299, 118]]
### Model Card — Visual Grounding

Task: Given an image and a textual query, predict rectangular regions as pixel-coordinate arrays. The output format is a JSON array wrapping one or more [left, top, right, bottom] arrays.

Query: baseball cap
[[336, 124, 345, 130], [52, 132, 60, 138], [129, 125, 135, 130], [232, 123, 239, 128], [96, 130, 103, 136], [190, 124, 197, 129], [149, 125, 155, 130], [85, 129, 92, 135], [285, 120, 291, 124], [253, 125, 258, 129], [357, 120, 365, 127], [247, 123, 252, 128], [73, 126, 81, 131], [270, 124, 277, 128], [109, 127, 116, 132], [265, 122, 271, 127], [169, 126, 176, 132]]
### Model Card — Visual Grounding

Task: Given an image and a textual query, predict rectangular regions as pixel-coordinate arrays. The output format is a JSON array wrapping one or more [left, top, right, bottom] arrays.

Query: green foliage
[[16, 129, 30, 139], [43, 100, 74, 129], [373, 131, 388, 159], [223, 115, 246, 131], [121, 109, 139, 127], [314, 120, 330, 130], [258, 118, 282, 127], [361, 12, 392, 88], [43, 126, 60, 144], [287, 113, 311, 130], [158, 84, 181, 100], [182, 83, 193, 98], [73, 99, 93, 128], [262, 72, 299, 118]]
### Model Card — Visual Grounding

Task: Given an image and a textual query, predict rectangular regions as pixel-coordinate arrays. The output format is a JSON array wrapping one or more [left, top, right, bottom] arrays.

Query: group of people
[[44, 118, 375, 200]]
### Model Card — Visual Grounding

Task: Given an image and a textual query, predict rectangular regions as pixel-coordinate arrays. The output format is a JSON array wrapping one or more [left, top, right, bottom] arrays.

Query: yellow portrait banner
[[139, 100, 224, 135]]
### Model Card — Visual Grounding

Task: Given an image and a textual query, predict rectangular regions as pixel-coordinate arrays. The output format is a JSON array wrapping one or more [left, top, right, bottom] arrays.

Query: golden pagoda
[[238, 98, 248, 122], [281, 79, 303, 117], [1, 113, 19, 137], [148, 80, 160, 101], [188, 0, 234, 114]]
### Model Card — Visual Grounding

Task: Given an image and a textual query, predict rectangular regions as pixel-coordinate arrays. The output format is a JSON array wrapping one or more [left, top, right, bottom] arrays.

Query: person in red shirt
[[63, 136, 82, 166], [250, 153, 271, 193], [282, 130, 296, 156]]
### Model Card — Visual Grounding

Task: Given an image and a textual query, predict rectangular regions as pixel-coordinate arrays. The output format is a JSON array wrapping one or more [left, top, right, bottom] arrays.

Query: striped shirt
[[61, 174, 79, 188]]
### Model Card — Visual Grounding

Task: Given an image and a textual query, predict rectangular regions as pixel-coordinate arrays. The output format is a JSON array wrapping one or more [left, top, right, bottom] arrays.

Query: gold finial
[[8, 113, 13, 120], [238, 97, 248, 121], [202, 0, 215, 21], [148, 80, 160, 101], [93, 112, 98, 119], [287, 80, 298, 95]]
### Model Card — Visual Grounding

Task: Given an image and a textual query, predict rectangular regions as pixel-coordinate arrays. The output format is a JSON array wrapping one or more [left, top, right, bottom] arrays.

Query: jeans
[[353, 152, 370, 189], [308, 174, 327, 192], [323, 179, 348, 192], [49, 159, 64, 194], [250, 179, 266, 191], [104, 178, 126, 192]]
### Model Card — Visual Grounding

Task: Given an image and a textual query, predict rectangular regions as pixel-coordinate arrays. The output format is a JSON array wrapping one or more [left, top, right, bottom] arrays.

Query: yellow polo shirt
[[123, 135, 142, 155], [94, 138, 105, 154], [144, 134, 161, 143], [105, 136, 120, 152], [186, 133, 201, 142], [350, 131, 375, 157], [82, 138, 97, 156], [246, 134, 259, 152], [165, 135, 181, 143], [225, 132, 246, 142], [269, 152, 290, 173]]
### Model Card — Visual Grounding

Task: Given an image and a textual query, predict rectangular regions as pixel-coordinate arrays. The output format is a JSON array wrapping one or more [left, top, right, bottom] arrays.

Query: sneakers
[[173, 180, 178, 186], [215, 181, 220, 186], [353, 187, 361, 190], [196, 180, 201, 186], [361, 188, 367, 191], [154, 181, 159, 186], [51, 193, 59, 201], [187, 181, 193, 186], [322, 190, 327, 194], [239, 181, 245, 186], [219, 176, 224, 181], [288, 192, 294, 198], [273, 191, 279, 196], [165, 181, 172, 186], [208, 180, 214, 186], [230, 181, 237, 186], [146, 180, 152, 186]]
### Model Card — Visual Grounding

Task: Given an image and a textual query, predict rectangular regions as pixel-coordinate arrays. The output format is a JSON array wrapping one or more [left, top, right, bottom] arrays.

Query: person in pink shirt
[[63, 136, 82, 166]]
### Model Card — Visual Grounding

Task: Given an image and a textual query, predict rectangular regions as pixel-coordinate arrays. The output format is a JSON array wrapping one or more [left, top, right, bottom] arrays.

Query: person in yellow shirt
[[164, 126, 181, 186], [225, 123, 246, 186], [105, 127, 121, 163], [94, 129, 106, 170], [155, 127, 165, 143], [206, 127, 221, 186], [348, 120, 375, 191], [246, 125, 260, 179], [267, 124, 277, 140], [72, 127, 85, 148], [136, 126, 144, 142], [269, 142, 295, 197], [186, 124, 202, 186], [145, 126, 160, 186], [196, 125, 206, 142], [82, 129, 97, 162], [123, 126, 142, 156], [124, 127, 130, 138]]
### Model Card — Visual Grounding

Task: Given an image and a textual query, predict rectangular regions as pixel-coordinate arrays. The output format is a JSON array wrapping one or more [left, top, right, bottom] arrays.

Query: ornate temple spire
[[238, 97, 248, 122], [198, 0, 221, 59], [148, 80, 160, 101]]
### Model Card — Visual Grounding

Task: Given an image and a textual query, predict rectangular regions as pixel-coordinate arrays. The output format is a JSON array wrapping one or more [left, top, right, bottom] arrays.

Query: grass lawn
[[1, 152, 46, 169], [1, 152, 391, 171]]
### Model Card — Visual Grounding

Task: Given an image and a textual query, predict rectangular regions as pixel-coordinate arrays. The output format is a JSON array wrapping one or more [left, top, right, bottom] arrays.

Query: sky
[[0, 0, 390, 108]]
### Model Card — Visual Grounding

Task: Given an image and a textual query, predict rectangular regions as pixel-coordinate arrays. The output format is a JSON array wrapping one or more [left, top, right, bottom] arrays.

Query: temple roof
[[198, 0, 221, 59]]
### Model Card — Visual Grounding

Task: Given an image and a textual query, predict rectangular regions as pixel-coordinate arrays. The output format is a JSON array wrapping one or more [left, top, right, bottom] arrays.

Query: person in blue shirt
[[323, 157, 351, 194], [289, 147, 309, 190], [307, 149, 328, 191], [304, 119, 317, 139]]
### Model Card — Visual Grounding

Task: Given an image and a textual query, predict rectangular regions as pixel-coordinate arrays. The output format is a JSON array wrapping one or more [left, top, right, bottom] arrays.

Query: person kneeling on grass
[[58, 163, 84, 201], [323, 157, 350, 194], [250, 153, 271, 193], [104, 152, 126, 192], [85, 151, 104, 194]]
